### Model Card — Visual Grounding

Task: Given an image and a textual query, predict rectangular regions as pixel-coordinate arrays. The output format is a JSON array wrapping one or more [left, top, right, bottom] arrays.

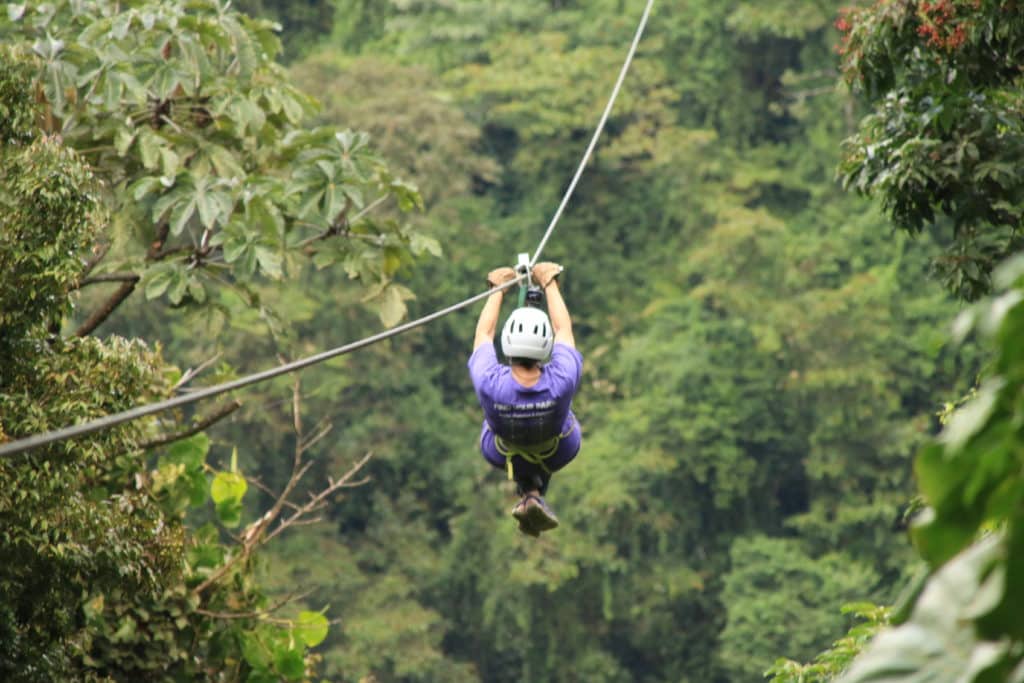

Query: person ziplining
[[469, 261, 582, 537]]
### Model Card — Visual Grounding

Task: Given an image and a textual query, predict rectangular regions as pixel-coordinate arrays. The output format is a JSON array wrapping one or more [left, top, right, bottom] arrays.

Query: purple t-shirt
[[468, 341, 583, 445]]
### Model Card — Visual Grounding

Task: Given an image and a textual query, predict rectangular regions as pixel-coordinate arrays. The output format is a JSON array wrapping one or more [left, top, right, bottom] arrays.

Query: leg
[[511, 423, 581, 535], [509, 458, 558, 536], [480, 423, 576, 536], [511, 460, 550, 496]]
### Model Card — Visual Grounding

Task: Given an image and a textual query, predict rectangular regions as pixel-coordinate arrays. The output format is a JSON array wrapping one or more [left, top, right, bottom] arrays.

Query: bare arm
[[475, 267, 517, 350], [545, 280, 575, 348], [474, 289, 505, 350]]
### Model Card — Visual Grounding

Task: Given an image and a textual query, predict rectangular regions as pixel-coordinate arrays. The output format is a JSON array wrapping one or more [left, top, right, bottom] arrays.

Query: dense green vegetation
[[2, 0, 1021, 681]]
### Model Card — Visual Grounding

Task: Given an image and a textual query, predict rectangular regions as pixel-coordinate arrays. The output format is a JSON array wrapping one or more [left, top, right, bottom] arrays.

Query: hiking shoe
[[512, 494, 559, 536]]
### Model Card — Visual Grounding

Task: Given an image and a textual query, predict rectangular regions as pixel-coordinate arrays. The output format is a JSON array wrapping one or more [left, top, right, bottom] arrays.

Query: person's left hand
[[487, 267, 517, 288], [532, 262, 563, 288]]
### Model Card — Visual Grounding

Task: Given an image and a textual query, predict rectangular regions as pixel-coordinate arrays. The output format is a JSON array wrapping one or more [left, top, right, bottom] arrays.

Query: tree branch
[[172, 353, 224, 392], [74, 276, 140, 336], [295, 195, 393, 253], [77, 272, 141, 288], [296, 196, 353, 250], [300, 423, 333, 453], [150, 244, 194, 261], [193, 372, 365, 596], [142, 220, 204, 263], [349, 193, 391, 225], [246, 476, 303, 512], [194, 589, 314, 621], [263, 452, 373, 545], [146, 222, 171, 261], [80, 242, 110, 278], [138, 400, 242, 450]]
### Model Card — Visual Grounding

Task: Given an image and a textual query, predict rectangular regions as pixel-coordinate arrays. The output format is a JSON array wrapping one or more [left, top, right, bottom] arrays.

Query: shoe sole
[[515, 501, 559, 534], [512, 504, 540, 537], [517, 519, 541, 537]]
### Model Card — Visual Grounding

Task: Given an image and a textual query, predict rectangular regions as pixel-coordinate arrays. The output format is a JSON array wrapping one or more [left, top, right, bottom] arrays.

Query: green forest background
[[3, 1, 1024, 682]]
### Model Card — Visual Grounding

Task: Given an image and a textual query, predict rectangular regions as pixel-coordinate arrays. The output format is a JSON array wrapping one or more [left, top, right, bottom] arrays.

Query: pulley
[[515, 252, 544, 308]]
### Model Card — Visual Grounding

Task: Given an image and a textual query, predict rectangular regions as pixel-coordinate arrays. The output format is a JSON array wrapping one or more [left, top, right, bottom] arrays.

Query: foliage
[[219, 3, 978, 682], [817, 2, 1024, 681], [211, 2, 986, 682], [767, 603, 891, 683], [0, 0, 428, 326], [0, 123, 101, 340], [0, 333, 174, 679], [331, 0, 552, 68], [233, 0, 333, 62], [1, 0, 993, 681], [0, 90, 181, 677], [0, 23, 390, 683], [0, 47, 35, 142], [288, 52, 499, 207], [720, 537, 879, 681], [838, 0, 1024, 299], [836, 255, 1024, 683]]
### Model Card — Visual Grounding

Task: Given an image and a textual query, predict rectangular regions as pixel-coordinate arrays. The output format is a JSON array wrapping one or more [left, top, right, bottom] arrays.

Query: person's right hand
[[532, 262, 563, 288], [487, 267, 517, 288]]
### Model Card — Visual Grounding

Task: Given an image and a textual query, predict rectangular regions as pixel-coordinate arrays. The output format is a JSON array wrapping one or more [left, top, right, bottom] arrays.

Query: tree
[[767, 604, 890, 683], [0, 0, 428, 333], [720, 537, 878, 681], [1, 56, 176, 677], [251, 3, 979, 681], [837, 0, 1024, 299], [233, 0, 334, 62], [7, 0, 984, 680], [767, 1, 1024, 681], [836, 255, 1024, 682], [330, 0, 552, 68], [0, 54, 346, 678], [0, 0, 434, 672]]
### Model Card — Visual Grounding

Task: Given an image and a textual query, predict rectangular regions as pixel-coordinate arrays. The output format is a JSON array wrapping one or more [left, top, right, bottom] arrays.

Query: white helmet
[[501, 307, 553, 361]]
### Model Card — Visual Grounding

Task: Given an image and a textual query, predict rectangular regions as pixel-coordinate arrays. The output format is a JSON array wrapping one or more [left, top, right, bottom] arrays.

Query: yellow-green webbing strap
[[495, 435, 560, 480], [494, 417, 576, 480]]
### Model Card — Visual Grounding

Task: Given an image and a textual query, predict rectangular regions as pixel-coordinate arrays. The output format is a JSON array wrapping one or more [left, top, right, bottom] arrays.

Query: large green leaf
[[210, 470, 247, 506], [293, 611, 329, 648], [273, 648, 306, 680], [163, 433, 210, 469], [839, 536, 1005, 683], [215, 498, 243, 528]]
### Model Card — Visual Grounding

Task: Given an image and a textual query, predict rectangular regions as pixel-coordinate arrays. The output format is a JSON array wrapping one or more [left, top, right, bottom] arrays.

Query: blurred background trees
[[4, 0, 1017, 681]]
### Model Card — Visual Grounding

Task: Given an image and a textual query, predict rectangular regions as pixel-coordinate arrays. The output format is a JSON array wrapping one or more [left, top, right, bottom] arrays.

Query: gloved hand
[[487, 267, 517, 289], [532, 262, 563, 288]]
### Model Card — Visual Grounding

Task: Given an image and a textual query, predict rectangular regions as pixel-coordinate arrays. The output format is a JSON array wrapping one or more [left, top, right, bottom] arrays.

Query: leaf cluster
[[2, 0, 433, 326], [835, 258, 1024, 682], [766, 603, 891, 683], [0, 129, 102, 342], [838, 0, 1024, 299], [0, 40, 347, 683]]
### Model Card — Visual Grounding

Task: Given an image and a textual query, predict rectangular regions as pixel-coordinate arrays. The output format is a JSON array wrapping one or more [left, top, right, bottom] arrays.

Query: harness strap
[[493, 416, 576, 481]]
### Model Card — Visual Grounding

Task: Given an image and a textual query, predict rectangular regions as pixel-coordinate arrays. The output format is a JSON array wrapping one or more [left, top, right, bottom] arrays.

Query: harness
[[493, 415, 576, 481], [492, 252, 576, 481]]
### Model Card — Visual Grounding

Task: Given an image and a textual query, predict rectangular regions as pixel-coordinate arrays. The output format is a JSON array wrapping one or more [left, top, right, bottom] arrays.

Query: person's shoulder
[[546, 343, 582, 385], [469, 342, 498, 366], [552, 341, 582, 363], [469, 343, 503, 385]]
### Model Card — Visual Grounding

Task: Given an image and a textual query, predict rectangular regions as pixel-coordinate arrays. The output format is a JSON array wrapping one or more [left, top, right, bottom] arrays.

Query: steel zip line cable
[[0, 0, 655, 458], [0, 279, 522, 457], [530, 0, 654, 268]]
